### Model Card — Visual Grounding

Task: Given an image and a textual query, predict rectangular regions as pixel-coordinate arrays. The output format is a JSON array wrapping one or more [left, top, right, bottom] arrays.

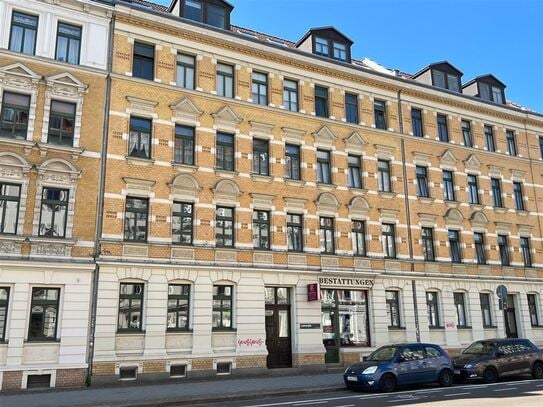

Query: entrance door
[[265, 287, 292, 368], [504, 294, 518, 338]]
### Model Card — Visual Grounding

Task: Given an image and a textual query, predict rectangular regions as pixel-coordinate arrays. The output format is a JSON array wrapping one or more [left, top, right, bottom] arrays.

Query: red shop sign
[[307, 283, 321, 301]]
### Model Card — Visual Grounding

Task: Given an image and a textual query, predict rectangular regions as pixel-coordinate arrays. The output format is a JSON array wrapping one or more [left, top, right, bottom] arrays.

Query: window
[[216, 63, 234, 98], [474, 232, 486, 265], [176, 54, 195, 89], [167, 285, 190, 330], [0, 288, 9, 341], [432, 70, 460, 91], [521, 237, 532, 268], [467, 174, 479, 204], [0, 183, 21, 234], [491, 178, 503, 207], [351, 220, 366, 256], [124, 197, 148, 242], [314, 86, 328, 117], [252, 72, 268, 105], [315, 37, 329, 56], [0, 92, 30, 139], [411, 108, 423, 137], [506, 130, 517, 156], [319, 217, 335, 254], [119, 367, 137, 381], [345, 93, 358, 124], [118, 283, 143, 331], [492, 86, 503, 104], [448, 230, 461, 263], [527, 294, 539, 327], [172, 202, 193, 245], [208, 4, 226, 28], [39, 188, 68, 238], [9, 11, 38, 55], [461, 120, 473, 147], [484, 125, 495, 152], [447, 73, 460, 92], [426, 346, 443, 358], [253, 210, 270, 249], [347, 155, 362, 189], [285, 144, 300, 180], [174, 125, 195, 165], [426, 291, 440, 328], [479, 82, 490, 101], [184, 0, 203, 21], [432, 70, 446, 88], [386, 291, 400, 328], [374, 100, 387, 130], [377, 160, 391, 192], [287, 214, 303, 252], [55, 23, 81, 65], [454, 292, 468, 327], [170, 364, 187, 378], [28, 288, 60, 340], [216, 206, 234, 247], [133, 42, 154, 80], [48, 101, 76, 146], [513, 182, 524, 211], [216, 132, 234, 171], [437, 114, 449, 142], [442, 170, 455, 201], [422, 227, 435, 261], [416, 166, 429, 197], [212, 285, 232, 329], [316, 150, 331, 184], [283, 79, 298, 112], [480, 293, 492, 327], [333, 42, 347, 61], [539, 136, 543, 160], [252, 139, 269, 176], [498, 235, 509, 266], [128, 117, 152, 159], [382, 223, 396, 258]]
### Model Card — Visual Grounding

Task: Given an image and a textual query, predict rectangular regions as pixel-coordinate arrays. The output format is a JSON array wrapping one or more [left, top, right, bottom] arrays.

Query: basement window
[[119, 367, 137, 381], [216, 362, 232, 375], [27, 374, 51, 389], [170, 364, 187, 378]]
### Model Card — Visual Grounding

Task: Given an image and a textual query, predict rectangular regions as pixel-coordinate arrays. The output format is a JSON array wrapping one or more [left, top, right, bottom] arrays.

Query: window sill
[[494, 207, 507, 214], [215, 169, 238, 177], [37, 142, 84, 160], [531, 325, 543, 329], [116, 330, 146, 335], [0, 136, 34, 154], [483, 325, 498, 329], [251, 174, 273, 183], [212, 328, 237, 333], [284, 178, 304, 186], [417, 196, 435, 204], [515, 210, 528, 216], [316, 183, 336, 191], [457, 326, 472, 330], [166, 328, 193, 333], [24, 338, 61, 344], [171, 162, 198, 173], [348, 187, 368, 195], [29, 236, 75, 245], [444, 200, 461, 208], [429, 326, 445, 330], [388, 326, 406, 331], [125, 155, 155, 166], [469, 203, 484, 211], [378, 191, 397, 199]]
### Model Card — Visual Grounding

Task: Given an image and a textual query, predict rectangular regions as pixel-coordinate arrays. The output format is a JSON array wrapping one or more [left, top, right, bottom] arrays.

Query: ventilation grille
[[170, 364, 187, 378], [27, 374, 51, 389], [216, 362, 232, 375], [119, 367, 137, 380]]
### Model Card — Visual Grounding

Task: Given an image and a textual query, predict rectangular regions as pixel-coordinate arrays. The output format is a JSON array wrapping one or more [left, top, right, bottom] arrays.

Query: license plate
[[454, 369, 460, 375], [347, 376, 358, 382]]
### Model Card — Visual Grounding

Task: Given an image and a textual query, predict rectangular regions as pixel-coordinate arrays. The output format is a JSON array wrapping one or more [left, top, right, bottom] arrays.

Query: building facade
[[0, 0, 111, 390], [90, 0, 543, 384]]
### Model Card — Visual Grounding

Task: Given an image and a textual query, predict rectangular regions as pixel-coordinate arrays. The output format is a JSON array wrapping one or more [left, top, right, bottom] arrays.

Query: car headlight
[[464, 363, 476, 369], [362, 366, 378, 375]]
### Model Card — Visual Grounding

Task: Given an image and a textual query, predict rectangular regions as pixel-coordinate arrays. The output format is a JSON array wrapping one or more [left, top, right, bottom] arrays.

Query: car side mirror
[[362, 356, 368, 361]]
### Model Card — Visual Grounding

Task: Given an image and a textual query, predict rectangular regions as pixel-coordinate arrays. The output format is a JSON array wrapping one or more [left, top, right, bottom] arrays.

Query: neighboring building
[[90, 0, 543, 385], [0, 0, 111, 390]]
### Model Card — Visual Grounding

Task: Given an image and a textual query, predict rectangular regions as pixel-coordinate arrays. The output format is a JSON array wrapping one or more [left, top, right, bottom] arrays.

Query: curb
[[103, 386, 345, 407]]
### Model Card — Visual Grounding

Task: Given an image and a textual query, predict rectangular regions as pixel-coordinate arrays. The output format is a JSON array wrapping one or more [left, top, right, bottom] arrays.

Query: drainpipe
[[397, 89, 420, 342], [86, 11, 115, 383]]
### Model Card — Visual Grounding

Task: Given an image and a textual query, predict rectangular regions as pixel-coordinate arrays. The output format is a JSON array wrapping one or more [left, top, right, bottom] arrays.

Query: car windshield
[[366, 346, 399, 361], [462, 341, 496, 355]]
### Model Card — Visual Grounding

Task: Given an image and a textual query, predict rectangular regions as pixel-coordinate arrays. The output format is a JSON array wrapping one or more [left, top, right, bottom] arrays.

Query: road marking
[[292, 401, 327, 406], [493, 388, 513, 392], [444, 392, 471, 397], [536, 384, 543, 387]]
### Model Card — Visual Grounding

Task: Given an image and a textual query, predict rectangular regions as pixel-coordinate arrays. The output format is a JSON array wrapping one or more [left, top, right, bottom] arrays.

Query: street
[[198, 378, 543, 407]]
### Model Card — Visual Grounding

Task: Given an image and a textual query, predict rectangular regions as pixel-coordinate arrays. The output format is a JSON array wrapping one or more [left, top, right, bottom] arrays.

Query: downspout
[[397, 88, 420, 342], [86, 10, 115, 383]]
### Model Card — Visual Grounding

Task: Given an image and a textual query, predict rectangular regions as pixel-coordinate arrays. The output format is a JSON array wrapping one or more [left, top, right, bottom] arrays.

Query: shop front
[[318, 277, 374, 364]]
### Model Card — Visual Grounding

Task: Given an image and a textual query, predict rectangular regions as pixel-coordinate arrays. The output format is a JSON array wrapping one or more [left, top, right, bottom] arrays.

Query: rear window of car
[[425, 346, 442, 358]]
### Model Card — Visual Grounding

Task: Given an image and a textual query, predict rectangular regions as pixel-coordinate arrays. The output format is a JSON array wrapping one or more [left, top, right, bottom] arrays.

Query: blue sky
[[154, 0, 543, 112]]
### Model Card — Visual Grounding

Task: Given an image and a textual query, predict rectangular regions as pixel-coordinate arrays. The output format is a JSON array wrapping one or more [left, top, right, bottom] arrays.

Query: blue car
[[344, 343, 454, 392]]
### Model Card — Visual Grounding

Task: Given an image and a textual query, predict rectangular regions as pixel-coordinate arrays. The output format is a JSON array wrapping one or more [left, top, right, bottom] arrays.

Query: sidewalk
[[0, 372, 345, 407]]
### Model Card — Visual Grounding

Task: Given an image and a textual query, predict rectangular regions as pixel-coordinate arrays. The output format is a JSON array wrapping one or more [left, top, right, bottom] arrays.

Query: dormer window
[[431, 70, 460, 92], [333, 42, 346, 61], [462, 74, 506, 104], [177, 0, 233, 30], [481, 84, 504, 104], [413, 62, 463, 93], [315, 37, 328, 56], [296, 27, 353, 63]]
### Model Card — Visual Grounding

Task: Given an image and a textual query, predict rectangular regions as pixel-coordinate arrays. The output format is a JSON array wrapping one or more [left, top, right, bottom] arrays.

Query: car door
[[517, 340, 535, 374], [495, 341, 517, 376], [422, 346, 443, 382], [395, 345, 426, 385]]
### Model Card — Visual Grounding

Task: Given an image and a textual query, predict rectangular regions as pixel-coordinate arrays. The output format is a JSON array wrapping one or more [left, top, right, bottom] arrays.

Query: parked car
[[452, 338, 543, 383], [343, 343, 454, 392]]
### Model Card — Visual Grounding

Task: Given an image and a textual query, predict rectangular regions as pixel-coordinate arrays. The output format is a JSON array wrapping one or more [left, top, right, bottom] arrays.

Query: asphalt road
[[197, 377, 543, 407]]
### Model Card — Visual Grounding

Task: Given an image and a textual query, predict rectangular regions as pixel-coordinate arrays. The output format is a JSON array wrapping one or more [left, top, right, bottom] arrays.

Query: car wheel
[[439, 369, 453, 387], [483, 367, 498, 384], [379, 374, 396, 393], [532, 362, 543, 379]]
